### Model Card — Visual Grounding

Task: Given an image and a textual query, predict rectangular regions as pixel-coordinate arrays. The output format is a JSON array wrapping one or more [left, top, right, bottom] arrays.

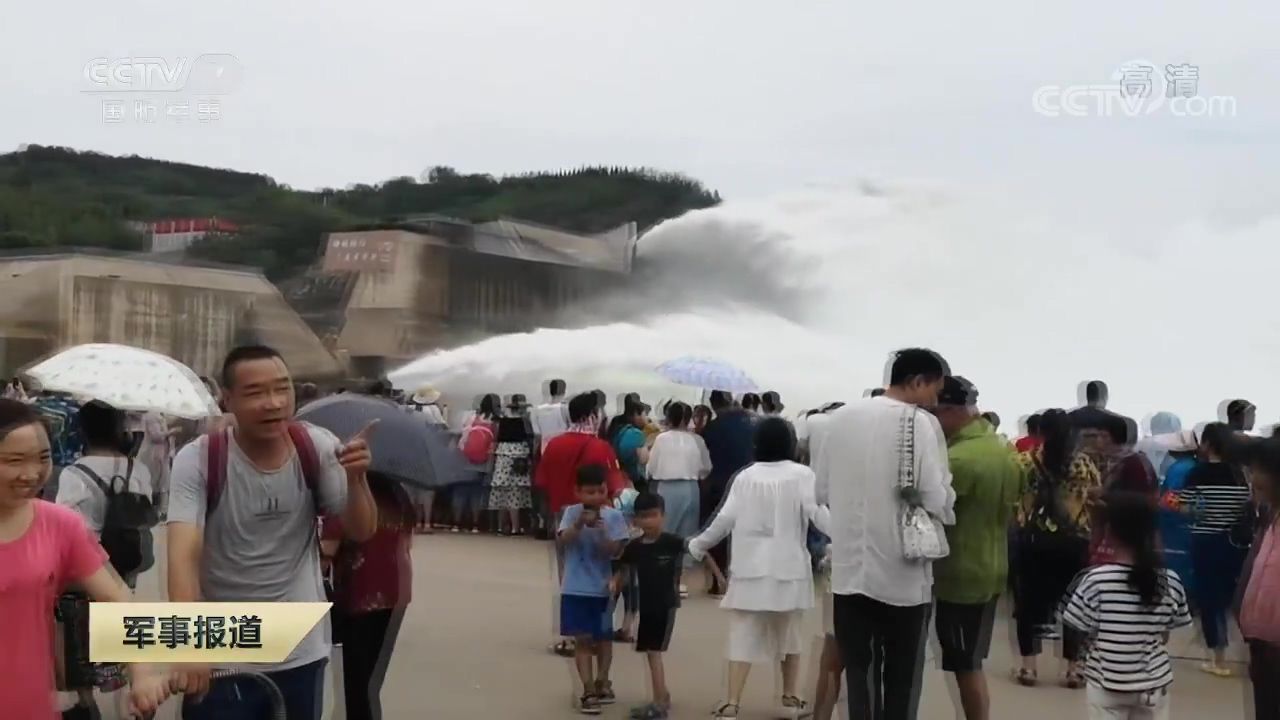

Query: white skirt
[[726, 609, 806, 664]]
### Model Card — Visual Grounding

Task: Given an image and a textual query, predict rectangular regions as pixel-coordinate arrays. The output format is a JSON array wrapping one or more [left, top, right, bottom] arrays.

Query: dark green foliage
[[0, 147, 720, 279]]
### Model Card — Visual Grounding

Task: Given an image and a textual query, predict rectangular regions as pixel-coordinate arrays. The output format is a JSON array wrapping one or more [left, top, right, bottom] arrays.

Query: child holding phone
[[558, 464, 630, 714]]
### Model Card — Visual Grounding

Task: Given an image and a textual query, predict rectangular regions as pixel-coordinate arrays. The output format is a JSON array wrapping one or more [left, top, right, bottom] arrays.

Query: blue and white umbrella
[[656, 356, 758, 393]]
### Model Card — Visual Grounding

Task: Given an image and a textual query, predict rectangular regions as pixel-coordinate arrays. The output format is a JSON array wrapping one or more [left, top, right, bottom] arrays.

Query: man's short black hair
[[1227, 399, 1255, 420], [1085, 380, 1108, 405], [549, 379, 567, 397], [568, 392, 598, 424], [888, 348, 947, 387], [709, 390, 734, 411], [762, 391, 783, 413], [754, 416, 796, 462], [576, 463, 608, 488], [221, 345, 285, 390], [79, 400, 126, 450], [634, 492, 665, 515]]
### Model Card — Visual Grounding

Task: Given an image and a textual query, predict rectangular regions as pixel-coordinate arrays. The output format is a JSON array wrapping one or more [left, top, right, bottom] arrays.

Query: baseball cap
[[936, 376, 978, 407]]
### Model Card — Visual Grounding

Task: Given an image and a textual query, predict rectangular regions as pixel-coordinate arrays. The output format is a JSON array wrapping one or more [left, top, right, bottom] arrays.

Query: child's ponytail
[[1104, 490, 1166, 606]]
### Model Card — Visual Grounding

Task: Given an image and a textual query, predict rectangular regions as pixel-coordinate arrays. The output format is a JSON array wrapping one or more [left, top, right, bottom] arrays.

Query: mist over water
[[390, 181, 1280, 431]]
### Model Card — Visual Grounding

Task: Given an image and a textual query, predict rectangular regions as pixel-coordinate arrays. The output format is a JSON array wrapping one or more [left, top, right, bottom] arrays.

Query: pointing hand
[[338, 420, 378, 476]]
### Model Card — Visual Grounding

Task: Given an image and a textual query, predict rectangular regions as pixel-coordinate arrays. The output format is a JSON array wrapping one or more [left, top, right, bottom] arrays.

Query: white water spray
[[390, 181, 1280, 431]]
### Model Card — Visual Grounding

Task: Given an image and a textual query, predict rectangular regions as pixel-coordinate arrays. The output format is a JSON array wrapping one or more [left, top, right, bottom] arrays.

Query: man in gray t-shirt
[[168, 346, 377, 720], [168, 425, 347, 666]]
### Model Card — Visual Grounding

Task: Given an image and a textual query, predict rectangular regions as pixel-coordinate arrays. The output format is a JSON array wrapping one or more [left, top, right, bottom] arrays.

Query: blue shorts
[[560, 594, 613, 641]]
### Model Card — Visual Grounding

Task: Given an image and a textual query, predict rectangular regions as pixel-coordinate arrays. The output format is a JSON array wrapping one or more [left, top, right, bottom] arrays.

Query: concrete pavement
[[112, 531, 1250, 719]]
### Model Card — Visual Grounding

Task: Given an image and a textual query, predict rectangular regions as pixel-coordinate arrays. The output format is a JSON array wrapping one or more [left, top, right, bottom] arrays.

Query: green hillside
[[0, 146, 721, 278]]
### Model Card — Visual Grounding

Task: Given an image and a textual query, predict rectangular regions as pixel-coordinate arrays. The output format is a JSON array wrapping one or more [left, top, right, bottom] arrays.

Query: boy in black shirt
[[610, 492, 683, 719]]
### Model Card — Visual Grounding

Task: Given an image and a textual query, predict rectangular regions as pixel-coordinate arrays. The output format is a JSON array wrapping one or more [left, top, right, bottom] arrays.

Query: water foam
[[390, 181, 1280, 430]]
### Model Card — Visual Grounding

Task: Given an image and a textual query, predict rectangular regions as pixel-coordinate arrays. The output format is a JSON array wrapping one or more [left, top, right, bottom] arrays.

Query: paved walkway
[[120, 532, 1249, 719]]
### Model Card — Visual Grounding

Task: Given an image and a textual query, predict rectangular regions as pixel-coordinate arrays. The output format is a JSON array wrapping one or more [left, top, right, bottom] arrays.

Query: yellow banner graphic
[[89, 602, 331, 663]]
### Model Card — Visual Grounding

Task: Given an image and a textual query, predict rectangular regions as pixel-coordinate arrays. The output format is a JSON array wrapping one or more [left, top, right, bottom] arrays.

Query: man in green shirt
[[931, 375, 1024, 720]]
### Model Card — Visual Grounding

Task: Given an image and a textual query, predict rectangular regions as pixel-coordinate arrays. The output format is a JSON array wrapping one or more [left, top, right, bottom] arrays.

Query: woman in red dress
[[322, 473, 415, 720]]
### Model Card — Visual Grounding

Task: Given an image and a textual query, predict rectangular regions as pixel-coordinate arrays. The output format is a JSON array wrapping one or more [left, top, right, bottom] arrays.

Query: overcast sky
[[2, 0, 1277, 214], [6, 2, 1280, 424]]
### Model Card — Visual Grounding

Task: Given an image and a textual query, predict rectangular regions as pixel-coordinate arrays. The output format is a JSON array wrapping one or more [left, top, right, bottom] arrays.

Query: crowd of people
[[496, 350, 1279, 720], [1, 344, 1279, 720]]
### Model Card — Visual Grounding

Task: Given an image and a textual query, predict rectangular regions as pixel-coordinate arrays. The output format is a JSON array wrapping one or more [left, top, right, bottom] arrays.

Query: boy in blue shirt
[[559, 464, 630, 714]]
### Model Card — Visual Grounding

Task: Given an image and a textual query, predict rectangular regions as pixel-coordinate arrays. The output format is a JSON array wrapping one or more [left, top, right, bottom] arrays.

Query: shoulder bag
[[898, 406, 949, 561]]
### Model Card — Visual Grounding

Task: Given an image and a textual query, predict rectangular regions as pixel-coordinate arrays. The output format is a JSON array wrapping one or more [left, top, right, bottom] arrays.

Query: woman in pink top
[[1240, 438, 1280, 719], [0, 399, 170, 720]]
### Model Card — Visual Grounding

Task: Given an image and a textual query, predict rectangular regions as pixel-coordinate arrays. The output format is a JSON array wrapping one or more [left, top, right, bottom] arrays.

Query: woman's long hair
[[477, 393, 501, 421], [604, 396, 645, 442], [1105, 490, 1165, 606], [1039, 408, 1075, 479], [665, 401, 693, 430]]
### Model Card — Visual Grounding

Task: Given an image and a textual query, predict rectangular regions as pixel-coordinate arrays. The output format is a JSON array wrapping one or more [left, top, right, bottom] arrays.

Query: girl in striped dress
[[1064, 491, 1192, 719]]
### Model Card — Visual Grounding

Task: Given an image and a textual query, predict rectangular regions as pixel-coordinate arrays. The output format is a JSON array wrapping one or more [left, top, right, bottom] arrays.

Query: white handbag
[[898, 407, 949, 561]]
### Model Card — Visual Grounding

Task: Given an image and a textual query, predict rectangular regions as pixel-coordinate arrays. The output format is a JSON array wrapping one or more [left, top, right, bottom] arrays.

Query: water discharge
[[390, 182, 1280, 432]]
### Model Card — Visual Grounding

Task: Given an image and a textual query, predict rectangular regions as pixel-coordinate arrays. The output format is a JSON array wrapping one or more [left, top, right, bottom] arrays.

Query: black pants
[[700, 481, 730, 593], [833, 593, 931, 720], [1013, 532, 1088, 660], [1251, 641, 1280, 720], [341, 609, 405, 720]]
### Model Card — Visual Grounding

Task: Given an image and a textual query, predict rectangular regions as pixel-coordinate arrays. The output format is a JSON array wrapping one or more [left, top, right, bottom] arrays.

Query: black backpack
[[73, 459, 157, 577]]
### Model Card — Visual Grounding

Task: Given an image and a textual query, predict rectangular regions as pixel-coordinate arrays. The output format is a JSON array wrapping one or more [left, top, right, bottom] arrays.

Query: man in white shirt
[[530, 379, 569, 540], [815, 348, 956, 720], [530, 379, 570, 452]]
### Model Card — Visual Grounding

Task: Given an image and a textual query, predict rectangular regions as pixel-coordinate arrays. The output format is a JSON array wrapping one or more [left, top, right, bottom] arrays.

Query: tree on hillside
[[0, 146, 721, 278]]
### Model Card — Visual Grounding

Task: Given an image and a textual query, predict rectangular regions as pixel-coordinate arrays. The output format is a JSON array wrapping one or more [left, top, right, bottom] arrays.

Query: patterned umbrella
[[656, 356, 758, 393], [24, 344, 219, 419], [296, 393, 465, 489]]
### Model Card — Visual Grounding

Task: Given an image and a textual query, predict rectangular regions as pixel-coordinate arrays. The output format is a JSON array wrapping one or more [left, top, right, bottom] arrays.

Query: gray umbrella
[[296, 393, 465, 489]]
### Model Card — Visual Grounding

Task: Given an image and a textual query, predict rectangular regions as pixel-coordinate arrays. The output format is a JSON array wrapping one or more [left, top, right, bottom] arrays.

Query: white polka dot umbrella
[[24, 343, 220, 419]]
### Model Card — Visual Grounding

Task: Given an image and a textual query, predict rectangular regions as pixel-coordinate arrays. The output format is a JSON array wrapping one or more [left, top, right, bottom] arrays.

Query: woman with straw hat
[[407, 385, 446, 533]]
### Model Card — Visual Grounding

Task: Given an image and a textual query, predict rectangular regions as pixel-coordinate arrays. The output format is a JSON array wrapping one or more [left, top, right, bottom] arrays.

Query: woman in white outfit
[[647, 401, 712, 597], [688, 417, 831, 720]]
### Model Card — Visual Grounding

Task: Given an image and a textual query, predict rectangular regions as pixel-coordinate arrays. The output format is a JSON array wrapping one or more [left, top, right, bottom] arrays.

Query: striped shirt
[[1063, 564, 1191, 692], [1176, 462, 1252, 535]]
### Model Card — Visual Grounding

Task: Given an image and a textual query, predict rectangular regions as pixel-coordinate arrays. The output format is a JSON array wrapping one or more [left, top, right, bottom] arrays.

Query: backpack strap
[[287, 421, 324, 519], [205, 428, 230, 519], [204, 423, 323, 520], [73, 463, 114, 497]]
